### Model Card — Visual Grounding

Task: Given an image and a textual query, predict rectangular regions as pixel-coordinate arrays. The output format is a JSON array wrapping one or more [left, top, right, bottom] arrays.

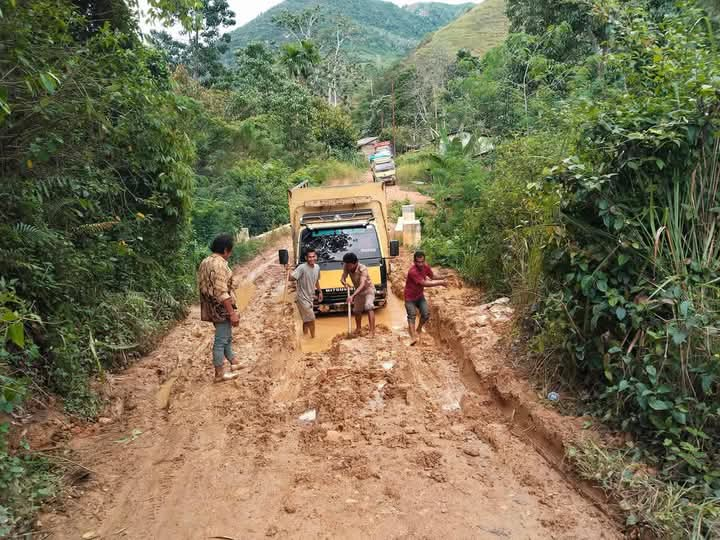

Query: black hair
[[305, 248, 317, 256], [413, 251, 426, 261], [342, 252, 358, 264], [210, 233, 234, 254]]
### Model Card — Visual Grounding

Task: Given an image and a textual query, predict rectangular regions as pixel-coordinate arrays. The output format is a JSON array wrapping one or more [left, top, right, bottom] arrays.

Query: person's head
[[342, 252, 358, 272], [305, 248, 317, 266], [413, 250, 426, 269], [210, 233, 234, 260]]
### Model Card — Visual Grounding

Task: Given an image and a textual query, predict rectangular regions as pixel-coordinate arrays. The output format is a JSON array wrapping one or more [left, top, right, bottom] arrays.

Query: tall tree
[[270, 6, 323, 45], [150, 0, 236, 84]]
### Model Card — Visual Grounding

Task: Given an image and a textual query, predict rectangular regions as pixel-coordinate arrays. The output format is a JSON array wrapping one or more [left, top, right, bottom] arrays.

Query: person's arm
[[421, 265, 446, 288], [316, 274, 323, 302], [340, 269, 349, 288], [289, 265, 301, 282], [349, 273, 370, 301], [214, 265, 239, 326], [222, 297, 239, 325]]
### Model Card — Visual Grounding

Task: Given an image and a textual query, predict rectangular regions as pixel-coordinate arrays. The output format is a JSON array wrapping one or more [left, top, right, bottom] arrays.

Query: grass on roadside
[[0, 448, 59, 536], [396, 150, 432, 190], [291, 158, 366, 186], [568, 440, 720, 538]]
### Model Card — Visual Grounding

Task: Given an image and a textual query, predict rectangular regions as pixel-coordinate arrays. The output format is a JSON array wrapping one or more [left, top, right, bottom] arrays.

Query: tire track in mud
[[41, 239, 621, 539]]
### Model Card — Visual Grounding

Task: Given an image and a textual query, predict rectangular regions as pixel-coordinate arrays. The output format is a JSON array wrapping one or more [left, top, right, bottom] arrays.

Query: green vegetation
[[6, 0, 720, 535], [0, 0, 358, 532], [355, 0, 509, 144], [224, 0, 472, 65], [150, 0, 236, 84], [291, 158, 365, 185], [410, 0, 720, 535], [395, 149, 433, 187], [411, 0, 509, 65], [569, 440, 720, 537]]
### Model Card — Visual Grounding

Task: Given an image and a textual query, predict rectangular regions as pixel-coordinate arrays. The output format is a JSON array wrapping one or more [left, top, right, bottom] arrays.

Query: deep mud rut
[[39, 233, 622, 539]]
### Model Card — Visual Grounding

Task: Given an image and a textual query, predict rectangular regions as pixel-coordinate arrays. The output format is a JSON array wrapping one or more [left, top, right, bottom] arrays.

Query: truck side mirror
[[389, 240, 400, 257], [278, 249, 289, 265]]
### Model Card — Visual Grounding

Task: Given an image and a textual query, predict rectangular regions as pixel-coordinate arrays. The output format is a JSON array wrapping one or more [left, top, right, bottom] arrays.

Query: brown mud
[[25, 181, 622, 539], [32, 232, 622, 539]]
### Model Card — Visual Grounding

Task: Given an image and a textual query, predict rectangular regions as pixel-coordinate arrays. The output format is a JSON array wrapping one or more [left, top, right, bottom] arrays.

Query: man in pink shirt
[[404, 251, 447, 345]]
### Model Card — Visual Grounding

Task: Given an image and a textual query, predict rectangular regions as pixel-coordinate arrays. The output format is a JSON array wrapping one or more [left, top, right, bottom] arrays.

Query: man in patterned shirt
[[341, 252, 376, 338], [198, 233, 242, 382]]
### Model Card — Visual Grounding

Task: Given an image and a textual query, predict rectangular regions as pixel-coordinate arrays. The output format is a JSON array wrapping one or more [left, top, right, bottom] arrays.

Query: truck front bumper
[[314, 288, 387, 313]]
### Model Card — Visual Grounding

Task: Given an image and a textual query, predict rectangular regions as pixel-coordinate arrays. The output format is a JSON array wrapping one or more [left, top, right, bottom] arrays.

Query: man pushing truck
[[341, 252, 376, 337], [404, 250, 447, 345]]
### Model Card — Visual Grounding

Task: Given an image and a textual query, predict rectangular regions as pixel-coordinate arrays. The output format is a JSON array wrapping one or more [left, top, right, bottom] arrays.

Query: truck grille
[[318, 286, 386, 308]]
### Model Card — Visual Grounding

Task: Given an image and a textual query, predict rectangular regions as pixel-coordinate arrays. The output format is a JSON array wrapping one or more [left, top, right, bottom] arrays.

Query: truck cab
[[285, 181, 398, 313]]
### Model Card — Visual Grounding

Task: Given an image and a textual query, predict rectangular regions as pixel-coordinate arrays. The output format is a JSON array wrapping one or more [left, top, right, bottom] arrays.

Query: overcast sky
[[139, 0, 479, 34]]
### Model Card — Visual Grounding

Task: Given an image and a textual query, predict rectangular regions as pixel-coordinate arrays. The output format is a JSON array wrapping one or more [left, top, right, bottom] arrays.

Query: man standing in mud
[[405, 250, 447, 345], [198, 233, 243, 383], [341, 252, 376, 337], [290, 248, 323, 338]]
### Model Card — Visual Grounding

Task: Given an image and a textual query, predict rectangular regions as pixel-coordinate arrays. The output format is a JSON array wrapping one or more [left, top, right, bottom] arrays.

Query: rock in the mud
[[265, 525, 279, 537], [82, 532, 99, 540], [463, 447, 482, 457], [283, 501, 297, 514], [98, 416, 113, 425], [298, 409, 316, 423]]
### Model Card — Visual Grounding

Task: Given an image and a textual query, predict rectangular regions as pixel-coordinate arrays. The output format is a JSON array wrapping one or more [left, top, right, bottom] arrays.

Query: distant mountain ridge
[[410, 0, 508, 66], [223, 0, 474, 64]]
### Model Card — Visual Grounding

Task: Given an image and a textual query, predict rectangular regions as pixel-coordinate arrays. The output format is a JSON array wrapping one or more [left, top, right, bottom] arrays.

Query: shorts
[[296, 299, 316, 323], [405, 297, 430, 323], [352, 293, 375, 315]]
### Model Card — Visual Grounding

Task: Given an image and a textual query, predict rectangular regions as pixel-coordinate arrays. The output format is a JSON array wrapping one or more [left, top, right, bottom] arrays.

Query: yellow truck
[[279, 180, 399, 313]]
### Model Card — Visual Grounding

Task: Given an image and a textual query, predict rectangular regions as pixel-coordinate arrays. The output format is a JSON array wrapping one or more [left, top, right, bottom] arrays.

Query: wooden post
[[391, 79, 396, 152]]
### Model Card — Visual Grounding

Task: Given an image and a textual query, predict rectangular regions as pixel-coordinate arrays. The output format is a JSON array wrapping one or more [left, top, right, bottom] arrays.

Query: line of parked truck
[[369, 140, 396, 186]]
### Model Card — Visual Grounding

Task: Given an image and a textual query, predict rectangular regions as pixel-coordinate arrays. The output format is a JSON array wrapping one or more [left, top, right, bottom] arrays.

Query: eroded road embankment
[[41, 240, 620, 539]]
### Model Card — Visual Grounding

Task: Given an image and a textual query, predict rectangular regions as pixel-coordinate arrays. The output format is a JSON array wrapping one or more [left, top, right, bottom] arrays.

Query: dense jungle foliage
[[0, 0, 357, 532], [397, 0, 720, 534], [4, 0, 720, 535]]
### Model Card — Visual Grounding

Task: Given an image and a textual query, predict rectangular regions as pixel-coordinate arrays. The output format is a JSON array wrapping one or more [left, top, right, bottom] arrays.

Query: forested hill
[[354, 0, 508, 143], [224, 0, 473, 64], [410, 0, 507, 65]]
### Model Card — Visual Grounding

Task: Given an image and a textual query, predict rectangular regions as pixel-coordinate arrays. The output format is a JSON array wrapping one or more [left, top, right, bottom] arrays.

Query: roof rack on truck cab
[[300, 208, 375, 225]]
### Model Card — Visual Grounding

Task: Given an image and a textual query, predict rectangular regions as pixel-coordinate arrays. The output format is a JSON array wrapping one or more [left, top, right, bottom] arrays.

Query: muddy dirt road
[[40, 233, 621, 539]]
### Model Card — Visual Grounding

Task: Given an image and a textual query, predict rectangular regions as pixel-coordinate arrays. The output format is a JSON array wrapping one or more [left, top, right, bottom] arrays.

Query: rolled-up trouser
[[297, 299, 316, 323], [212, 320, 235, 367], [405, 297, 430, 323], [352, 292, 375, 315]]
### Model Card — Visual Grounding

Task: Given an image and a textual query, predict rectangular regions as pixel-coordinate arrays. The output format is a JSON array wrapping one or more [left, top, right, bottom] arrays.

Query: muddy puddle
[[296, 287, 407, 353], [233, 280, 256, 312]]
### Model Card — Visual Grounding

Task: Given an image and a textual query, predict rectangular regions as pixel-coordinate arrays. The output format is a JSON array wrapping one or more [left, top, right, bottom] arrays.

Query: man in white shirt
[[290, 248, 323, 338]]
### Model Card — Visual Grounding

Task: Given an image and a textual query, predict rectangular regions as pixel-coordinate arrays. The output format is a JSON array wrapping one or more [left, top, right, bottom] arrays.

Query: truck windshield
[[301, 226, 381, 263]]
